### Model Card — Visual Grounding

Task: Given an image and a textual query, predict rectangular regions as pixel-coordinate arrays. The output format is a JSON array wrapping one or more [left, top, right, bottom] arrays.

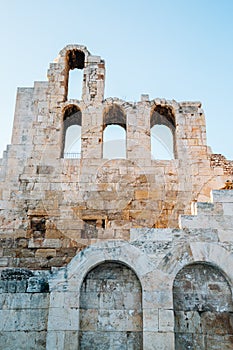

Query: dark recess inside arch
[[67, 50, 85, 70], [63, 105, 82, 125], [103, 104, 126, 129], [151, 105, 175, 129]]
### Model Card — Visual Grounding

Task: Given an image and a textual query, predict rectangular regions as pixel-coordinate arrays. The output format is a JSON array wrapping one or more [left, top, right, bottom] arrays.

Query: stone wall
[[0, 190, 232, 349], [0, 45, 232, 268], [0, 45, 233, 349], [44, 186, 233, 349], [0, 269, 49, 350]]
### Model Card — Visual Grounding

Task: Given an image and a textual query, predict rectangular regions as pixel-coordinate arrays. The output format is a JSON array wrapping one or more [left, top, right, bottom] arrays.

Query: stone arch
[[103, 104, 126, 129], [46, 241, 156, 349], [79, 260, 143, 349], [150, 104, 176, 159], [173, 262, 233, 350], [49, 45, 105, 103], [157, 243, 233, 350], [65, 241, 153, 290], [159, 242, 233, 286], [61, 104, 82, 158]]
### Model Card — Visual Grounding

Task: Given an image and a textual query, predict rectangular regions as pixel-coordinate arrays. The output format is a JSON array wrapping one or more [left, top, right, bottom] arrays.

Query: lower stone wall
[[0, 294, 49, 349], [0, 269, 50, 350], [0, 190, 233, 350], [1, 239, 233, 350]]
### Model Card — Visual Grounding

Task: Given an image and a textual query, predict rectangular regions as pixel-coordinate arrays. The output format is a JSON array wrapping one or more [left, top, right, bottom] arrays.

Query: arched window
[[150, 105, 176, 160], [65, 49, 85, 101], [103, 104, 126, 159], [62, 105, 82, 158]]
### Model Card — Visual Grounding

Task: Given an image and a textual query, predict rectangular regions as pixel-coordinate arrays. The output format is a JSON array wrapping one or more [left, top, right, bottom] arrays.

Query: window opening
[[64, 125, 81, 158], [150, 105, 176, 159], [66, 49, 85, 101], [68, 69, 83, 100], [151, 124, 174, 160], [103, 125, 126, 159], [62, 105, 82, 158], [103, 104, 126, 159]]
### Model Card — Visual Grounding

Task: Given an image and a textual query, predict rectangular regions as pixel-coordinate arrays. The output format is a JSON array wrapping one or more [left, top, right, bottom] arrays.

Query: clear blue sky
[[0, 0, 233, 158]]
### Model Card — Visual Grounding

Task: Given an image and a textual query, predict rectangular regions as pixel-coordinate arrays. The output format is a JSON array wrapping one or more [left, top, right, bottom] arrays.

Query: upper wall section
[[1, 45, 233, 244], [47, 44, 105, 104], [1, 45, 233, 269]]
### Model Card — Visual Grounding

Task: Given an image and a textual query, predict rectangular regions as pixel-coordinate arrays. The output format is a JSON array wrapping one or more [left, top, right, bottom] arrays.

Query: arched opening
[[151, 124, 174, 160], [62, 105, 82, 158], [173, 263, 233, 349], [79, 261, 143, 349], [103, 104, 126, 159], [65, 49, 85, 101], [150, 105, 176, 160], [63, 125, 81, 157], [68, 69, 83, 100], [103, 125, 126, 159]]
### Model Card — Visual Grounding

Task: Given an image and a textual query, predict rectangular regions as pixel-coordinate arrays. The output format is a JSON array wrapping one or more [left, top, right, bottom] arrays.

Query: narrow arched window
[[150, 105, 176, 159], [65, 49, 85, 101], [62, 105, 82, 158], [103, 104, 126, 159]]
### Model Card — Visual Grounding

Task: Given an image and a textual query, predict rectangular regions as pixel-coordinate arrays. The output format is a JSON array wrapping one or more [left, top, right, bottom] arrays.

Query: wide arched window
[[150, 105, 176, 160], [103, 104, 126, 159], [65, 49, 85, 101], [62, 105, 82, 158]]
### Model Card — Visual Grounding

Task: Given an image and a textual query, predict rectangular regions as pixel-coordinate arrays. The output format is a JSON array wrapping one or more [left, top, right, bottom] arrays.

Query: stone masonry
[[0, 45, 233, 349]]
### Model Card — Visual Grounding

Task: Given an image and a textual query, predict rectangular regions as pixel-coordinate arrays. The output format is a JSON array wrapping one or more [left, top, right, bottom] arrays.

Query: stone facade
[[0, 45, 233, 349]]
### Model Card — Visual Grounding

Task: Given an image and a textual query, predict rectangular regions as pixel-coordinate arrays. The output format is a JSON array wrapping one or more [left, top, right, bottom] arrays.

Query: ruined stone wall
[[210, 153, 233, 175], [41, 189, 233, 350], [0, 45, 232, 269], [0, 186, 233, 350], [0, 45, 233, 349]]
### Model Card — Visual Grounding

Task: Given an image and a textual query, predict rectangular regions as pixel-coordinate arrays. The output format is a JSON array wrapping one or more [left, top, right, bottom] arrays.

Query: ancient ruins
[[0, 45, 233, 349]]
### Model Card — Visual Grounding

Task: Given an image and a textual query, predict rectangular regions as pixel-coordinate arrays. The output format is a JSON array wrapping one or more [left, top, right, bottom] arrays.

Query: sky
[[0, 0, 233, 159]]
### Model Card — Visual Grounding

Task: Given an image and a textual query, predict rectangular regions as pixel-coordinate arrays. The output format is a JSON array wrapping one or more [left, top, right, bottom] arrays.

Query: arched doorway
[[173, 263, 233, 349], [79, 261, 143, 349]]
